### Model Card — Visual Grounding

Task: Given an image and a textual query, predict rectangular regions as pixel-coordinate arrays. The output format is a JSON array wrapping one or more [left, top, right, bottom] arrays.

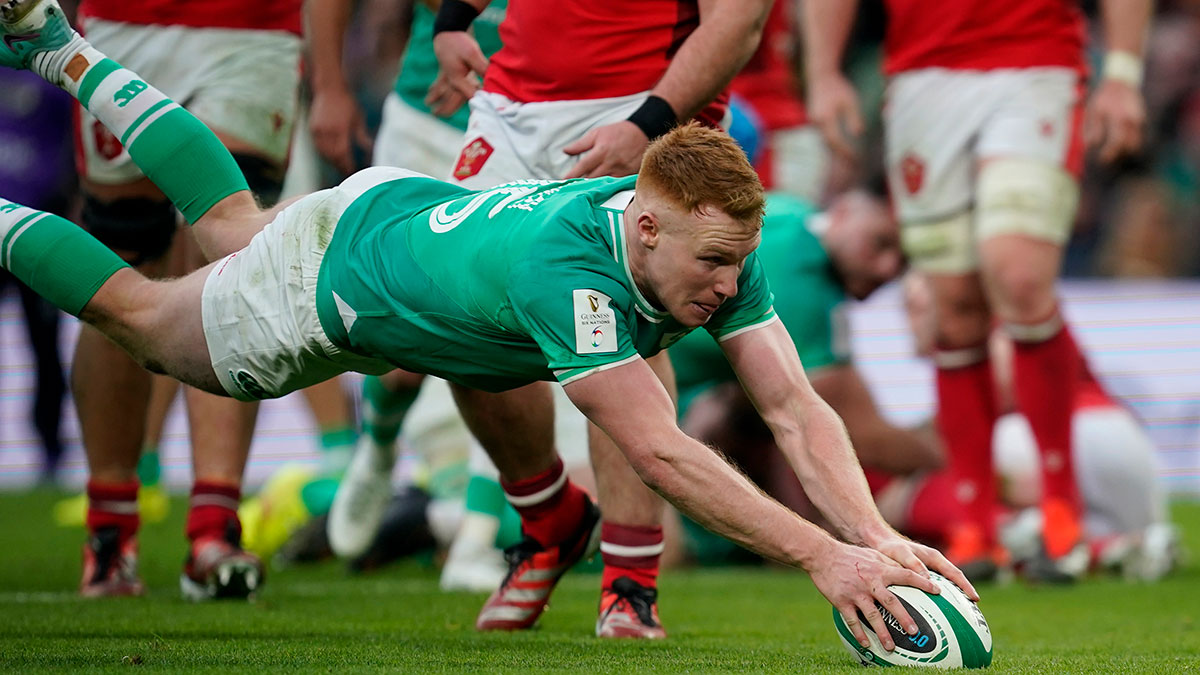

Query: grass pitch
[[0, 489, 1197, 673]]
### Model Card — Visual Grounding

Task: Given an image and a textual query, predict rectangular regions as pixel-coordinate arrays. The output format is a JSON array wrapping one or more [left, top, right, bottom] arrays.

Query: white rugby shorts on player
[[449, 90, 733, 188], [884, 68, 1084, 271], [77, 20, 301, 184], [373, 93, 466, 176], [200, 167, 426, 401]]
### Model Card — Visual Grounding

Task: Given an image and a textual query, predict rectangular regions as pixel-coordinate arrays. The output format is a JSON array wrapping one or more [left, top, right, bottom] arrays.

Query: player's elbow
[[620, 433, 689, 493]]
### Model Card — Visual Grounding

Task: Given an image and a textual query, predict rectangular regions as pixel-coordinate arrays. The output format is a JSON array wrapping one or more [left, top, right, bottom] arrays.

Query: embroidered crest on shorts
[[900, 152, 925, 195], [453, 137, 494, 181], [574, 289, 617, 354]]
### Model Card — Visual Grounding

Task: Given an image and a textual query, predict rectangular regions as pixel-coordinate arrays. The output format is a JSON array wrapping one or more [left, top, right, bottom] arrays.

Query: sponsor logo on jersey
[[900, 152, 924, 195], [574, 289, 617, 354], [453, 137, 494, 181]]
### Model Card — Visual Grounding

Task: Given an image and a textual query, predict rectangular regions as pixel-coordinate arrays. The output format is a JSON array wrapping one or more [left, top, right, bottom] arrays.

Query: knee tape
[[976, 158, 1079, 246], [232, 153, 285, 208], [900, 211, 977, 274], [81, 195, 177, 266]]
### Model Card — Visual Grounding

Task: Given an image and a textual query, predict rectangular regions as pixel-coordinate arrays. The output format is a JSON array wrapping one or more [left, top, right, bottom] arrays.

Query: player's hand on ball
[[807, 72, 863, 160], [808, 539, 935, 652], [1085, 79, 1145, 164], [871, 534, 979, 602], [563, 121, 649, 179], [428, 31, 489, 118]]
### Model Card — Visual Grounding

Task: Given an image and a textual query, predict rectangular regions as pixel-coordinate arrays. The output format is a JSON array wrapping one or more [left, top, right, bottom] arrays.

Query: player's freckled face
[[628, 202, 760, 327]]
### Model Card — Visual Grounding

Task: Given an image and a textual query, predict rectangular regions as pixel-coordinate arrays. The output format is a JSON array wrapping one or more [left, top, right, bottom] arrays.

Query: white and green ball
[[831, 572, 992, 668]]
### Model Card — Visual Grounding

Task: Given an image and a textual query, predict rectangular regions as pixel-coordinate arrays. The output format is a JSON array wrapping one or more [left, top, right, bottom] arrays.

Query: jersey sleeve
[[704, 252, 778, 342], [508, 263, 641, 385]]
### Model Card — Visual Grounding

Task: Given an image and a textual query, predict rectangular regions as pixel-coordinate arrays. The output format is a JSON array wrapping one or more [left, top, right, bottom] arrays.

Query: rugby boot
[[475, 496, 601, 631], [327, 434, 396, 559], [0, 0, 76, 72], [80, 526, 145, 598], [596, 576, 667, 639], [1020, 497, 1087, 583], [181, 519, 265, 601], [945, 522, 1009, 583]]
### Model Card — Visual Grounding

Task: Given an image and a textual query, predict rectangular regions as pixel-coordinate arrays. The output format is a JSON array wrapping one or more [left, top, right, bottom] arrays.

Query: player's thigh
[[200, 185, 391, 401], [373, 93, 466, 176], [885, 71, 990, 276], [975, 68, 1083, 315], [80, 267, 221, 393]]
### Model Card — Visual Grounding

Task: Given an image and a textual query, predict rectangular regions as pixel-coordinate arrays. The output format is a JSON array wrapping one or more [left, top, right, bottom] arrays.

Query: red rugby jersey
[[79, 0, 303, 35], [883, 0, 1086, 75], [483, 0, 727, 126]]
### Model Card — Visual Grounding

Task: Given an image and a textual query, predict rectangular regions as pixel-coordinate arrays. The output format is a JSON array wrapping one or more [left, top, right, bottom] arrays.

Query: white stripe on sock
[[504, 470, 567, 508], [600, 541, 665, 558]]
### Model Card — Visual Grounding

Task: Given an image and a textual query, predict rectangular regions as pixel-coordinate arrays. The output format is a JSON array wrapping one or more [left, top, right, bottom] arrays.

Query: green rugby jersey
[[315, 174, 777, 392], [394, 1, 507, 131], [671, 192, 851, 416]]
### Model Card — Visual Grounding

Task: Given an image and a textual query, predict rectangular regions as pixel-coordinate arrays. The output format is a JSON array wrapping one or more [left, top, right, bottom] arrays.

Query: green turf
[[1, 490, 1197, 673]]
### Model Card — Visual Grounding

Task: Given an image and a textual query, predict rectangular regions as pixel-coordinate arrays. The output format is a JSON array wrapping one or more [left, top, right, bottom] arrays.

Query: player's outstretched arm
[[564, 357, 939, 651], [720, 320, 978, 600]]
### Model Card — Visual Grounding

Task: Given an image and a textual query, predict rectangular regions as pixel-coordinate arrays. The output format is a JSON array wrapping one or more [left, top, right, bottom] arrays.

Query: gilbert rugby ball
[[832, 572, 992, 668]]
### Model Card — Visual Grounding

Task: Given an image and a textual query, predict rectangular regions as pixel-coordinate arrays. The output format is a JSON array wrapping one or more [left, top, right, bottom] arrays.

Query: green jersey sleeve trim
[[554, 354, 642, 386], [715, 312, 780, 343]]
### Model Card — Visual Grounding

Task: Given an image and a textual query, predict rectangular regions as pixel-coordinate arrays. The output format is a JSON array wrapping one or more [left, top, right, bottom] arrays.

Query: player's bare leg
[[926, 272, 1005, 580], [590, 351, 672, 639], [980, 232, 1087, 581], [451, 382, 600, 631]]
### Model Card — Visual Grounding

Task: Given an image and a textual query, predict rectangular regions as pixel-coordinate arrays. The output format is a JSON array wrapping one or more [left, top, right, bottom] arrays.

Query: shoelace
[[498, 537, 544, 585], [609, 577, 659, 627]]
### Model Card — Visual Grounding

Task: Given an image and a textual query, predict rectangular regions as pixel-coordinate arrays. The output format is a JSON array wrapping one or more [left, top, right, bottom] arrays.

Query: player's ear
[[636, 210, 662, 249]]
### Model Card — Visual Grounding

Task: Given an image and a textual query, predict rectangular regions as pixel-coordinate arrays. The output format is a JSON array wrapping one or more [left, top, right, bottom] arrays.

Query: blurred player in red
[[72, 0, 302, 599], [878, 275, 1179, 582], [428, 0, 773, 637], [803, 0, 1153, 581], [728, 0, 827, 203]]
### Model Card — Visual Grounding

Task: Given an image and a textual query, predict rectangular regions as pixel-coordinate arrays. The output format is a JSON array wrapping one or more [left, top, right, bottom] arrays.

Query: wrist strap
[[433, 0, 480, 36], [627, 95, 678, 140], [1102, 50, 1143, 87]]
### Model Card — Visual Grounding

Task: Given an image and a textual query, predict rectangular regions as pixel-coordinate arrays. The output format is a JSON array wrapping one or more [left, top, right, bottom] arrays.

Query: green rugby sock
[[463, 475, 522, 549], [136, 449, 162, 487], [362, 376, 420, 447], [318, 426, 358, 476], [0, 200, 127, 317], [42, 43, 247, 224]]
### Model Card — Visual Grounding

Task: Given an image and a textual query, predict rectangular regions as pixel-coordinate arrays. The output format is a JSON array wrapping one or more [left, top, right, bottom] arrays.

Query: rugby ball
[[831, 572, 992, 668]]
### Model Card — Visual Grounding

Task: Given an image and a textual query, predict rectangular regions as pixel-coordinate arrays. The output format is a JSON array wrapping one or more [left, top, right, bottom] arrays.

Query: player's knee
[[931, 287, 990, 347], [81, 195, 176, 267], [231, 153, 286, 208], [900, 212, 976, 275], [987, 261, 1058, 322], [976, 157, 1077, 250]]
